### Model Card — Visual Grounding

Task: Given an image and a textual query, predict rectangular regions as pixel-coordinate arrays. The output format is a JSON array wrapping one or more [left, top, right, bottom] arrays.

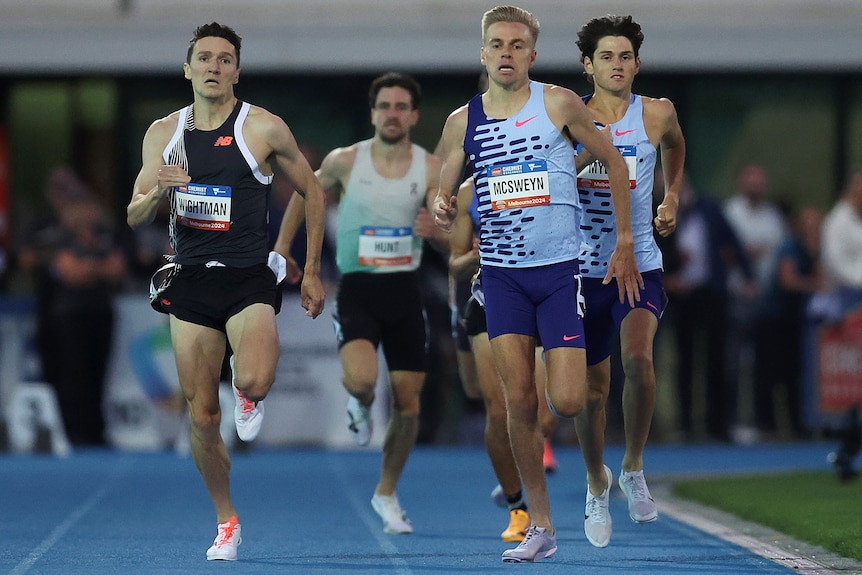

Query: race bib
[[175, 183, 232, 231], [486, 160, 550, 211], [358, 226, 413, 266], [576, 145, 637, 190]]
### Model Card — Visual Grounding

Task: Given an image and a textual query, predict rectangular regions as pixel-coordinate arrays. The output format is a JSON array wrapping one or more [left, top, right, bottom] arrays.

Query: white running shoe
[[230, 356, 264, 442], [345, 396, 372, 446], [584, 464, 613, 548], [491, 484, 507, 509], [619, 469, 658, 523], [371, 493, 413, 534], [206, 516, 241, 561], [501, 525, 557, 563]]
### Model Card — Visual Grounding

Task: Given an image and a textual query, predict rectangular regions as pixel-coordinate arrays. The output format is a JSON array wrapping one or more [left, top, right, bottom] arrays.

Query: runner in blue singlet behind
[[434, 5, 641, 563], [572, 14, 686, 548]]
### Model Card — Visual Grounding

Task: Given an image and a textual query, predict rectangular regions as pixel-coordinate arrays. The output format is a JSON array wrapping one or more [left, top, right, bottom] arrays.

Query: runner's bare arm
[[127, 115, 188, 229], [433, 107, 469, 232], [649, 98, 685, 237], [265, 111, 327, 318]]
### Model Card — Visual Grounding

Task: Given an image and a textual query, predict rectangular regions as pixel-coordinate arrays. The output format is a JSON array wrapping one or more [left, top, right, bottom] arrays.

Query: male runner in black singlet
[[127, 22, 326, 562]]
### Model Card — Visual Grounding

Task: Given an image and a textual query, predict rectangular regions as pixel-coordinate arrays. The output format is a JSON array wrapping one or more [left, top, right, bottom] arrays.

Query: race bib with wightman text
[[175, 183, 232, 231]]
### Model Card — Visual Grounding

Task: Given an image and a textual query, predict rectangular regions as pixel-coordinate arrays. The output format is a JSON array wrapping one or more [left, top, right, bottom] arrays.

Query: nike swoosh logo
[[563, 334, 581, 341], [515, 115, 538, 127], [614, 128, 636, 136], [347, 413, 360, 434]]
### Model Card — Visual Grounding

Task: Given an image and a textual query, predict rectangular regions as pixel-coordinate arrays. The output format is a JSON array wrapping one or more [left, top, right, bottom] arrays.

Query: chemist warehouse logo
[[490, 162, 544, 177]]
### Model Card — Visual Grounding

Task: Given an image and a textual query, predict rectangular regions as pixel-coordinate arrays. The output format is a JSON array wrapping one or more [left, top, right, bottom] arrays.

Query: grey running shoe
[[371, 493, 413, 534], [346, 396, 372, 446], [502, 525, 557, 563], [619, 469, 658, 522], [490, 484, 507, 509], [584, 464, 613, 548]]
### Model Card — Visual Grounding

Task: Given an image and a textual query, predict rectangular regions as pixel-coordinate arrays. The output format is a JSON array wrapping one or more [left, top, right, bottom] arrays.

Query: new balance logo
[[214, 136, 234, 147]]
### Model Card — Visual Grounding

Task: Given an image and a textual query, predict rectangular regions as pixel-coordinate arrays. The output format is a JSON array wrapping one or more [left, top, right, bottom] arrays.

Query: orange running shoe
[[501, 508, 530, 542], [543, 440, 558, 474]]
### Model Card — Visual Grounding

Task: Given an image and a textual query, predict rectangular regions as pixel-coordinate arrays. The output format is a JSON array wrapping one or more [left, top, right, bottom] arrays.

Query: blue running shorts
[[481, 260, 585, 350], [581, 269, 667, 366]]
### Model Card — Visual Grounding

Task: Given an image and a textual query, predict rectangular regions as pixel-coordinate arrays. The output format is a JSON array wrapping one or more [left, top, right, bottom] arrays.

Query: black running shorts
[[155, 263, 281, 332], [333, 271, 427, 372]]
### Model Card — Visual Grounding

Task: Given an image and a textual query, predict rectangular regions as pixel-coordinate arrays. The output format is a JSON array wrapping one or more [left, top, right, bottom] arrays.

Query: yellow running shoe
[[501, 509, 530, 542]]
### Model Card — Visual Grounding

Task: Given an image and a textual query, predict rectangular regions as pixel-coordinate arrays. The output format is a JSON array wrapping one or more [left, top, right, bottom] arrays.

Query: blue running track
[[1, 441, 854, 574]]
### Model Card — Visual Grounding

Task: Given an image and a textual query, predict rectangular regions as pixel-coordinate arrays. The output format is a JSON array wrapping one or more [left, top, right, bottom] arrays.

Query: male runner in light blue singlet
[[276, 73, 445, 536], [573, 14, 686, 548], [434, 5, 641, 563], [127, 22, 327, 561]]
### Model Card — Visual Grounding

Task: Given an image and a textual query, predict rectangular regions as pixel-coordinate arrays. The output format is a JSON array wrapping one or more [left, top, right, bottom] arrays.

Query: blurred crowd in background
[[1, 152, 860, 451]]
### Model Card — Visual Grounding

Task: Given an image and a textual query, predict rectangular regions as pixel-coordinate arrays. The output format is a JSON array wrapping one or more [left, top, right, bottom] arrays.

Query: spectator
[[17, 167, 92, 282], [45, 194, 126, 445], [756, 205, 825, 438], [813, 171, 862, 434], [723, 163, 788, 441], [17, 167, 126, 446], [821, 171, 862, 316], [664, 175, 754, 441]]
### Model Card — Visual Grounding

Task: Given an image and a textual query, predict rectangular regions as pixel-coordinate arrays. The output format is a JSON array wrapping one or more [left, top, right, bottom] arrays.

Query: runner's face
[[481, 22, 536, 87], [371, 86, 417, 144], [584, 36, 639, 93], [183, 36, 240, 100]]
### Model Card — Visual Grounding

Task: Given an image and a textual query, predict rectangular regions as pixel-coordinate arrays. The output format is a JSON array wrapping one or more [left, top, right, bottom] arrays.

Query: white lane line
[[660, 498, 853, 575], [327, 453, 414, 575], [9, 456, 131, 575]]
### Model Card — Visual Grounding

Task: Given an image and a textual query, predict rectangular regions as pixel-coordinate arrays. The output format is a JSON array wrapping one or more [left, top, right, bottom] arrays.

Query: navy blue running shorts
[[581, 269, 667, 366], [481, 260, 585, 351]]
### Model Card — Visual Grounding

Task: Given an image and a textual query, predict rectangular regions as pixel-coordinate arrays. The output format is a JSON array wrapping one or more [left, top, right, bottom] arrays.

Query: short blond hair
[[481, 5, 540, 45]]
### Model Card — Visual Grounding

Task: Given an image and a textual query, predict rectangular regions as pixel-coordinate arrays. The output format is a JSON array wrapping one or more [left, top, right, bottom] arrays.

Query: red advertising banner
[[818, 308, 862, 412]]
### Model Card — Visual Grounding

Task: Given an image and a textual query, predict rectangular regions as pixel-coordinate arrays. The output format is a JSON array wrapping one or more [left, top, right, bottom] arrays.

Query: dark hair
[[368, 72, 422, 110], [576, 15, 643, 63], [187, 22, 242, 66]]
